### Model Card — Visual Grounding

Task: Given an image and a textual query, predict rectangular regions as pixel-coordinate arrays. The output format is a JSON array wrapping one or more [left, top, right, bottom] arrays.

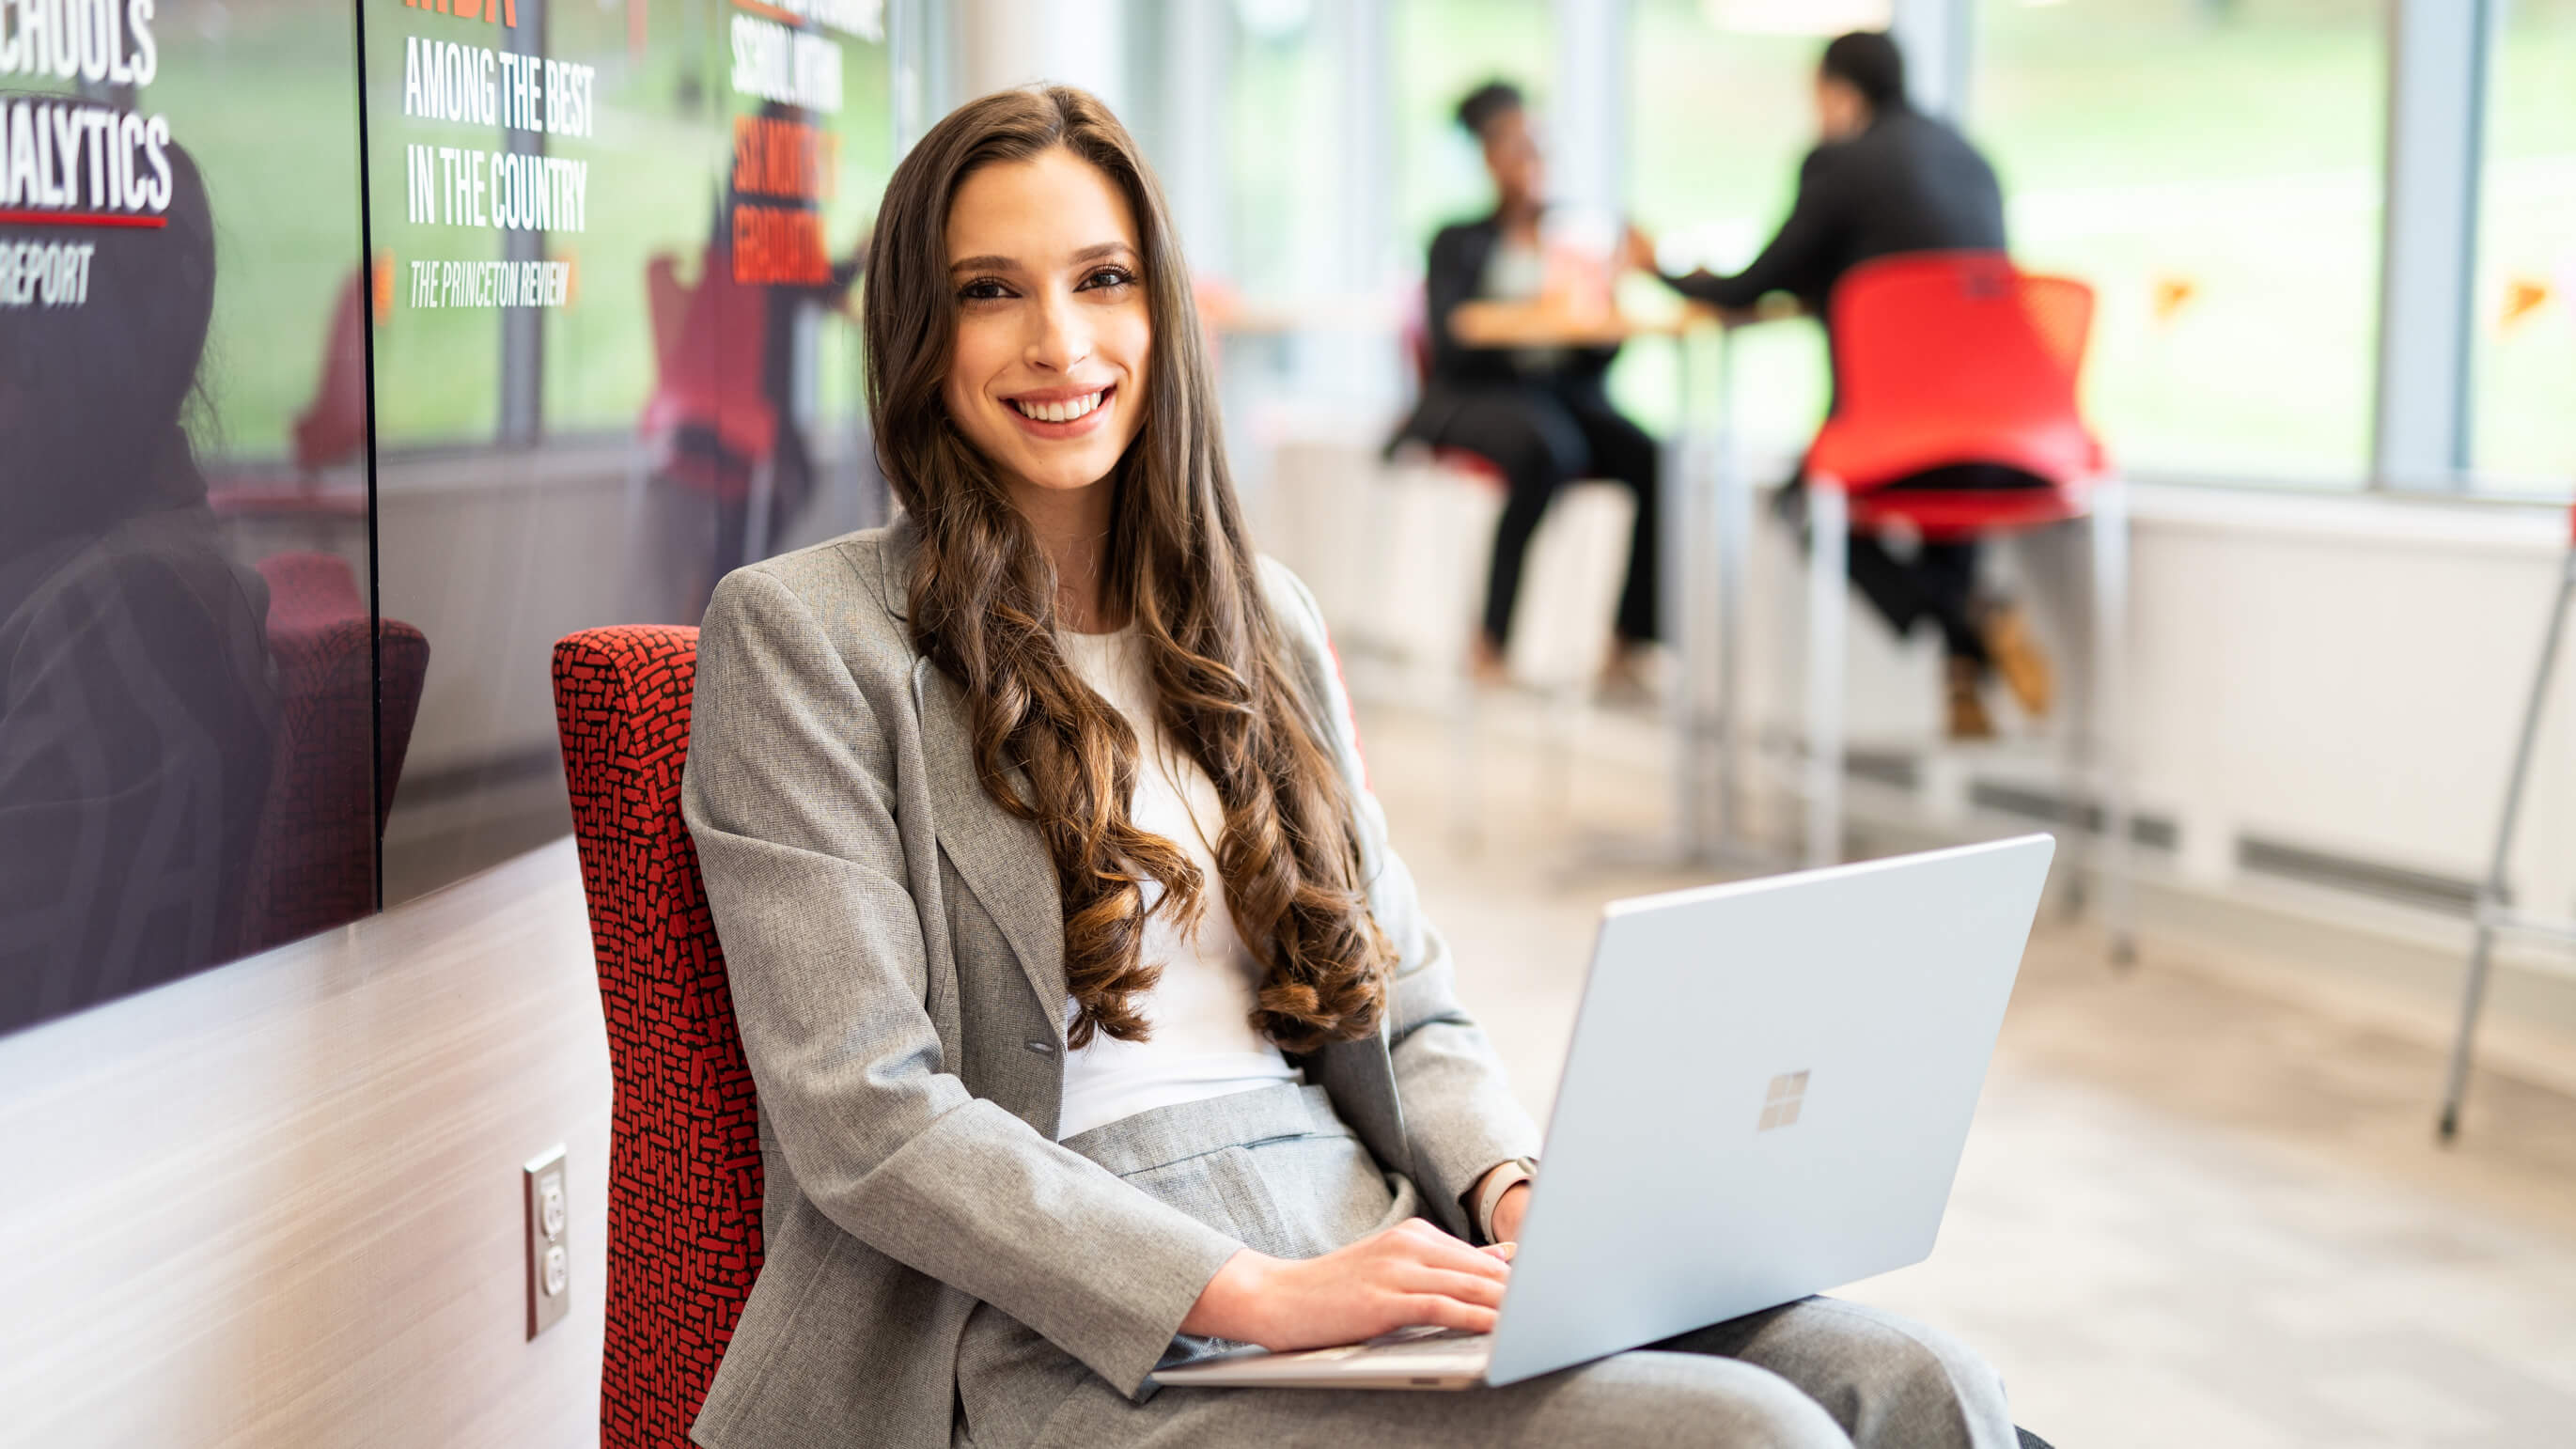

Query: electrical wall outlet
[[523, 1145, 570, 1339]]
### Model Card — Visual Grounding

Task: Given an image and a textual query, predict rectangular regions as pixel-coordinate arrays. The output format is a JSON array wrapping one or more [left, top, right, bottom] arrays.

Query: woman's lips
[[1004, 385, 1115, 440]]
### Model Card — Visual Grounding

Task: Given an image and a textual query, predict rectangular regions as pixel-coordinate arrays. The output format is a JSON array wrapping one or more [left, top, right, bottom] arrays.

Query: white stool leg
[[2092, 477, 2137, 965], [1806, 484, 1849, 869]]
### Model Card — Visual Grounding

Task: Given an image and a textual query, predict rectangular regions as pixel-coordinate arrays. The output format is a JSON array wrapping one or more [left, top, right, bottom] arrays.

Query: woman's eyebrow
[[948, 242, 1137, 274]]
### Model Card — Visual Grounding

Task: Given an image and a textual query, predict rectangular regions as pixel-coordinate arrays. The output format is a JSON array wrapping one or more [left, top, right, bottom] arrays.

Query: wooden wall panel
[[0, 839, 611, 1449]]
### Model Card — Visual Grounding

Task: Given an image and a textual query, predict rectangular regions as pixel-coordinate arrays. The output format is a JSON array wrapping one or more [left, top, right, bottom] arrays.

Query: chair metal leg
[[2440, 553, 2576, 1138], [2092, 478, 2137, 966], [2054, 528, 2094, 924], [1805, 485, 1849, 869]]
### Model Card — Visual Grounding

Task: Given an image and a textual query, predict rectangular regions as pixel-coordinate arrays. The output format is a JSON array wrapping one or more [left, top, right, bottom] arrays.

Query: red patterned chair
[[551, 626, 761, 1449], [236, 552, 429, 956]]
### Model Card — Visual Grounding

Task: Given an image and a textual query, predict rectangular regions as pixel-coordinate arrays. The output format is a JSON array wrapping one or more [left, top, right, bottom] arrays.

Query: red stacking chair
[[1399, 290, 1511, 492], [551, 626, 762, 1449], [637, 248, 781, 557], [1799, 251, 2132, 958], [236, 552, 429, 957]]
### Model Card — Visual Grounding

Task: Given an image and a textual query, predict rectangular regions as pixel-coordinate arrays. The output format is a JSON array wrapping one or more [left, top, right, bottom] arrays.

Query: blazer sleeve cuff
[[1086, 1215, 1248, 1399]]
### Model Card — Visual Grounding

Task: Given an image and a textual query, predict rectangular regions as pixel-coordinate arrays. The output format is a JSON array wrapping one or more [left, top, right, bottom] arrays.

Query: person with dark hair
[[680, 83, 2024, 1448], [1390, 79, 1662, 698], [1657, 31, 2053, 740], [0, 126, 280, 1031]]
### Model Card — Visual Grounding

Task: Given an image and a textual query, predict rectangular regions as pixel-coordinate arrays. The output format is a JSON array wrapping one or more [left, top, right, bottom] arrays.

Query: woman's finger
[[1396, 1294, 1500, 1335], [1398, 1266, 1508, 1309], [1479, 1242, 1517, 1262], [1395, 1230, 1511, 1280]]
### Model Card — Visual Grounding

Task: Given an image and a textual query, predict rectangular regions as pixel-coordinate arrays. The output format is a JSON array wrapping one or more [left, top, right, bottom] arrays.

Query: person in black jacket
[[1659, 32, 2052, 740], [1391, 81, 1661, 696]]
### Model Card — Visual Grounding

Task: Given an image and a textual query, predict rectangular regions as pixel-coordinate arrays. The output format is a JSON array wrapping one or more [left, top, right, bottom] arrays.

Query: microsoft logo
[[1757, 1070, 1810, 1131]]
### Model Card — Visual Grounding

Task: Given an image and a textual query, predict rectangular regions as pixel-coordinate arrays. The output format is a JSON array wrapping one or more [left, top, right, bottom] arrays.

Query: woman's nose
[[1023, 289, 1092, 373]]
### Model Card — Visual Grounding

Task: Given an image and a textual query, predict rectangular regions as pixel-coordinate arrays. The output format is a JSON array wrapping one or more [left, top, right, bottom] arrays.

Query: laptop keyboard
[[1346, 1327, 1491, 1358]]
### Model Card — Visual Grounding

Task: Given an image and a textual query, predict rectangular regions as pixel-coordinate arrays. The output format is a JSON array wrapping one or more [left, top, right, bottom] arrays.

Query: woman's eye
[[1079, 266, 1139, 291], [958, 278, 1012, 302]]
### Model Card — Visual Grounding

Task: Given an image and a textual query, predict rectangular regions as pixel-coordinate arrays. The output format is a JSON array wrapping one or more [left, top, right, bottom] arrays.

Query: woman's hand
[[1179, 1218, 1512, 1351]]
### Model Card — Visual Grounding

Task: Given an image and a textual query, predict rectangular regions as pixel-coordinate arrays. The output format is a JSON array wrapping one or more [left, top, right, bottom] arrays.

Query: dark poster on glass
[[2, 0, 375, 1033]]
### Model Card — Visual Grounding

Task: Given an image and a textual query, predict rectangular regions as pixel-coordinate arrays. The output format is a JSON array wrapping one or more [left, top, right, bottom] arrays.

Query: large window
[[1393, 0, 1551, 262], [1619, 0, 1837, 442], [2471, 0, 2576, 491], [1226, 2, 1343, 302], [1975, 0, 2387, 485]]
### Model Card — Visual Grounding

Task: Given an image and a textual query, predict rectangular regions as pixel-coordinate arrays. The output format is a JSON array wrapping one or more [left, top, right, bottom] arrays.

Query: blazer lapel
[[911, 654, 1069, 1040]]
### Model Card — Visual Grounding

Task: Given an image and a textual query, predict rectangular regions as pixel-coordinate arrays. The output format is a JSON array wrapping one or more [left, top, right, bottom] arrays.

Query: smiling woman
[[680, 84, 2020, 1449]]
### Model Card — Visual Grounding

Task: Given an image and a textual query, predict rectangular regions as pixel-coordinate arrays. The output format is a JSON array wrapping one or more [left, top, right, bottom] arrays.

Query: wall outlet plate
[[523, 1145, 570, 1340]]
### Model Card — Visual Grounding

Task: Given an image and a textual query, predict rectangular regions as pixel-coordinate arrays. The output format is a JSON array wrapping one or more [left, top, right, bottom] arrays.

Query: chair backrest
[[552, 626, 762, 1449], [290, 269, 371, 475], [638, 244, 780, 498], [1809, 251, 2104, 498], [646, 254, 690, 380], [237, 552, 430, 956]]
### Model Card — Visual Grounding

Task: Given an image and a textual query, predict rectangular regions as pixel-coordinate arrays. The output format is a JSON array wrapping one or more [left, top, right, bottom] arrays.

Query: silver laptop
[[1151, 834, 2053, 1391]]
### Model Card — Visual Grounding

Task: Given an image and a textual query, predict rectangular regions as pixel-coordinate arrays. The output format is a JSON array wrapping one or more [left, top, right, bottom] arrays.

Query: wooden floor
[[1357, 699, 2576, 1449]]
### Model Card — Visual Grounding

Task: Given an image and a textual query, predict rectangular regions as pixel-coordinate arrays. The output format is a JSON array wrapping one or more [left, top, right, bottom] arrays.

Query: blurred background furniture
[[236, 552, 429, 957], [1796, 251, 2132, 960]]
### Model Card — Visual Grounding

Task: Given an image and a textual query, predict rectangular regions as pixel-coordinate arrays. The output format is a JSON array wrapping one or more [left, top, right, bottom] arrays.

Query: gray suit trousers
[[953, 1083, 2015, 1449]]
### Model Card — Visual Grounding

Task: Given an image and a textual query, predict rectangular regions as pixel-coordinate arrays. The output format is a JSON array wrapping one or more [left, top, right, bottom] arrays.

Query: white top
[[1052, 624, 1301, 1140]]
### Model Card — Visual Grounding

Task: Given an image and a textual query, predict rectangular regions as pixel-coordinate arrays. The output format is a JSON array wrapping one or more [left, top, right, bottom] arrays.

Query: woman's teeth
[[1011, 391, 1104, 424]]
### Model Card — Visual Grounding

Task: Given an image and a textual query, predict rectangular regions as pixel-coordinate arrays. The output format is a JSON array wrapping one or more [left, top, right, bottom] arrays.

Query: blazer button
[[1024, 1038, 1055, 1056]]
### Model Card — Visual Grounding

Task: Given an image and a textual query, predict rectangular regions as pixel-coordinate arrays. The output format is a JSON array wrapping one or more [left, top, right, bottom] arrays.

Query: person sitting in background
[[1391, 80, 1661, 700], [1657, 31, 2052, 740]]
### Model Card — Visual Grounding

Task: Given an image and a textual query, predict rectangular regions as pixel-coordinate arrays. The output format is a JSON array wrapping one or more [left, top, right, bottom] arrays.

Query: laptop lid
[[1482, 834, 2054, 1385]]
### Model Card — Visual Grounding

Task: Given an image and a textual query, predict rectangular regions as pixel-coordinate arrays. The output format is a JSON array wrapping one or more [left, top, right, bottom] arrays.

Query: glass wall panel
[[1975, 0, 2385, 485], [2, 0, 372, 1030], [365, 0, 891, 905], [2471, 0, 2576, 492]]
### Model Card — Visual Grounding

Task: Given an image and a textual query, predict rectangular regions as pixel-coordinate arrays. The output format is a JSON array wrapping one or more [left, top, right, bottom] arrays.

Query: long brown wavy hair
[[863, 86, 1393, 1053]]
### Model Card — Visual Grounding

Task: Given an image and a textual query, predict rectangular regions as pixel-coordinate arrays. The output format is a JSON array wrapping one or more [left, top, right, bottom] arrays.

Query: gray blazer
[[679, 524, 1542, 1449]]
